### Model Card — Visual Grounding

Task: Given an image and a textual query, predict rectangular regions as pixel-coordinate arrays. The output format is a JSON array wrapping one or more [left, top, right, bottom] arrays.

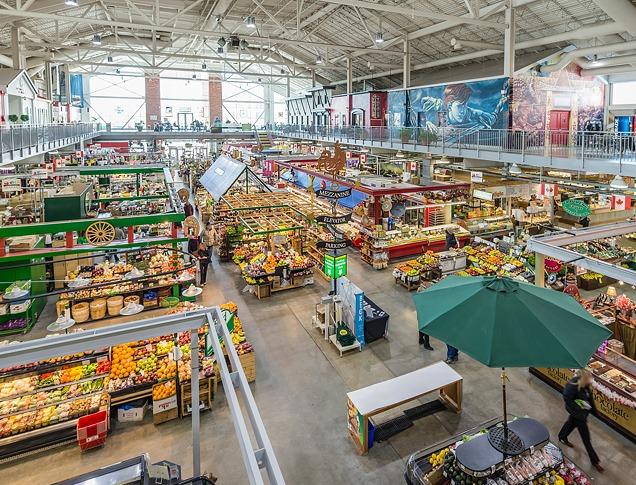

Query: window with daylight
[[611, 81, 636, 105], [88, 74, 146, 128]]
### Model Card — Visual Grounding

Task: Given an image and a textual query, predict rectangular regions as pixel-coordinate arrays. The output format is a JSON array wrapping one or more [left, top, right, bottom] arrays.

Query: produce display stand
[[0, 350, 111, 461], [346, 361, 462, 454], [527, 222, 636, 442], [404, 418, 592, 485]]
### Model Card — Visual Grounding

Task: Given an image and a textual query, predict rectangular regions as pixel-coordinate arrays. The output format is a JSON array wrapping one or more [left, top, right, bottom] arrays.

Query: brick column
[[208, 75, 223, 124], [145, 74, 161, 129]]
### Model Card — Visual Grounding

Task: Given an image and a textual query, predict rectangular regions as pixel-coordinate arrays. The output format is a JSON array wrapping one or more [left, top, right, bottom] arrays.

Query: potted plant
[[400, 127, 412, 143], [20, 114, 29, 123], [135, 121, 145, 132], [8, 114, 18, 124]]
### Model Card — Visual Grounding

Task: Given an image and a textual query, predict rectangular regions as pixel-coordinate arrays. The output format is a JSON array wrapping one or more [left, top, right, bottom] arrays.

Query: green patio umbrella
[[413, 275, 611, 453]]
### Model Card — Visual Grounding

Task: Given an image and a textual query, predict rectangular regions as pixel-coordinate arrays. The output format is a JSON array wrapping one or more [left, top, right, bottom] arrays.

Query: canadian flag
[[611, 195, 632, 210], [539, 183, 558, 197]]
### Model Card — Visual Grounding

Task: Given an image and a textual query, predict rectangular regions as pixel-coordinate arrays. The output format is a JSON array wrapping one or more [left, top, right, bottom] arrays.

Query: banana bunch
[[428, 447, 449, 467]]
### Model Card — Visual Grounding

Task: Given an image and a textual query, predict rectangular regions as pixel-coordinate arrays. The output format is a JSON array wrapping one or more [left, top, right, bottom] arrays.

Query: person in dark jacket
[[196, 242, 211, 285], [558, 369, 603, 472], [445, 228, 459, 251]]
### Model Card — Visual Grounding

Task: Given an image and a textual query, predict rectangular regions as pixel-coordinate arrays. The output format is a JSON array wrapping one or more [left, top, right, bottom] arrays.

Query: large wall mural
[[511, 65, 605, 132], [387, 77, 510, 141]]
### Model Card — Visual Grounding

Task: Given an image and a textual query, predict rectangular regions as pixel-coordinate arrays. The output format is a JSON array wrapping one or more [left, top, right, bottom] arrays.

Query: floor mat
[[403, 400, 446, 421], [373, 415, 413, 442]]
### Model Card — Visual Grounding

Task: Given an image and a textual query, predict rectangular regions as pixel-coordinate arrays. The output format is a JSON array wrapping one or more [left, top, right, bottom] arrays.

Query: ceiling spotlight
[[65, 0, 79, 6], [610, 174, 628, 190], [92, 34, 101, 45], [192, 73, 197, 79], [375, 32, 384, 44], [217, 37, 226, 47], [395, 150, 405, 158], [436, 155, 450, 164], [202, 62, 207, 70], [258, 78, 262, 83], [115, 68, 120, 74], [590, 54, 600, 67], [450, 38, 462, 51], [217, 46, 224, 54], [107, 55, 113, 62], [215, 16, 221, 23], [239, 39, 248, 50], [316, 55, 323, 65], [509, 163, 522, 175], [245, 16, 256, 28], [280, 68, 285, 74]]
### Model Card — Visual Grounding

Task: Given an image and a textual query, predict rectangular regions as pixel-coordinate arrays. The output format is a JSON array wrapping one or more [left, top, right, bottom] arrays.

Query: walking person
[[445, 344, 459, 364], [558, 369, 604, 472], [203, 222, 215, 257], [196, 242, 210, 286], [445, 227, 459, 251]]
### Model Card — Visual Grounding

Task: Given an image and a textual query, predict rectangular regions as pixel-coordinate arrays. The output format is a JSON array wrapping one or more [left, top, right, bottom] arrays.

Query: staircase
[[256, 130, 272, 149]]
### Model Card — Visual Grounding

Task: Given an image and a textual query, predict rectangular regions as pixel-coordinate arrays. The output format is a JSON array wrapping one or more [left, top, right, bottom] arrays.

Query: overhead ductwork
[[539, 39, 636, 73], [581, 64, 636, 76], [591, 0, 636, 36], [577, 54, 636, 69]]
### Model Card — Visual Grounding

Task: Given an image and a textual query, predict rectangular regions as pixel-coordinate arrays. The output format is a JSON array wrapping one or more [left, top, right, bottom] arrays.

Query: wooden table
[[346, 361, 462, 454]]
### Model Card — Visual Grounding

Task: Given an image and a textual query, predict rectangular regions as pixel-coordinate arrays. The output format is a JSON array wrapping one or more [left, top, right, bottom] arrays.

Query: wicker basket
[[90, 298, 107, 320], [124, 295, 140, 306], [72, 302, 90, 323], [107, 295, 124, 316]]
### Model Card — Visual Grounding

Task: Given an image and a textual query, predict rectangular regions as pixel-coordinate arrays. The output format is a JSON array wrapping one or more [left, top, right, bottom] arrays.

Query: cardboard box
[[117, 401, 147, 422]]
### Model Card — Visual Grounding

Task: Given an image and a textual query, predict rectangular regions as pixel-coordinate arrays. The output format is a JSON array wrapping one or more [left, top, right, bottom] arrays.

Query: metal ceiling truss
[[0, 307, 286, 485]]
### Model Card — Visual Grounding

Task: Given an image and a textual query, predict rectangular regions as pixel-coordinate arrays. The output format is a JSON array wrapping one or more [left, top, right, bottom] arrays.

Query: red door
[[549, 110, 570, 145]]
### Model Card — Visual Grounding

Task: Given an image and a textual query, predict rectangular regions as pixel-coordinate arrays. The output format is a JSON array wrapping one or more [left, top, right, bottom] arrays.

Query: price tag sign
[[471, 171, 484, 183]]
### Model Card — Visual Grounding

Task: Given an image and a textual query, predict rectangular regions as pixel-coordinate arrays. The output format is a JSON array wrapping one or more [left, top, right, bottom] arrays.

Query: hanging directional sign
[[316, 214, 352, 224], [317, 240, 350, 250], [324, 254, 347, 279], [316, 188, 352, 199]]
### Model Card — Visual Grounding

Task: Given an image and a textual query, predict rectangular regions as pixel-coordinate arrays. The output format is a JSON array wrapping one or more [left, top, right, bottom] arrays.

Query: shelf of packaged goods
[[0, 387, 108, 419], [0, 351, 110, 380], [61, 282, 178, 304], [0, 372, 110, 404]]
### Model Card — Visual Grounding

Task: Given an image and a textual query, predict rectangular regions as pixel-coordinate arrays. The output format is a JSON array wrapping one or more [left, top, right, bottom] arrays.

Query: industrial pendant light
[[436, 155, 450, 164], [395, 150, 405, 158], [202, 62, 207, 70], [65, 0, 79, 6], [316, 55, 323, 65], [245, 16, 256, 28], [375, 32, 384, 44], [92, 34, 102, 45], [509, 163, 522, 175], [610, 174, 628, 190], [107, 55, 113, 62]]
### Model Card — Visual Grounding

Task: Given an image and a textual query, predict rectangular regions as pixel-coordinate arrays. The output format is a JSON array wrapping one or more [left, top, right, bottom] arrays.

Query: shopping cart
[[77, 410, 108, 451]]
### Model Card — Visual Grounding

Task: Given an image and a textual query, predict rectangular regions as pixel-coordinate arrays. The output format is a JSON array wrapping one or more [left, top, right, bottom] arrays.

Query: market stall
[[404, 418, 593, 485], [0, 301, 255, 460], [346, 361, 462, 454]]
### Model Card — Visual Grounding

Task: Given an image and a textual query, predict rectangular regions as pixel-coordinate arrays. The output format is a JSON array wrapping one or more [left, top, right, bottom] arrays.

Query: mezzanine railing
[[272, 124, 636, 167], [0, 123, 100, 163]]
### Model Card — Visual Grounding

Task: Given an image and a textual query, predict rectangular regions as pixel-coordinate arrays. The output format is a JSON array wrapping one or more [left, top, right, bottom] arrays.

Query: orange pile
[[152, 380, 176, 400], [155, 361, 176, 380], [110, 344, 136, 379]]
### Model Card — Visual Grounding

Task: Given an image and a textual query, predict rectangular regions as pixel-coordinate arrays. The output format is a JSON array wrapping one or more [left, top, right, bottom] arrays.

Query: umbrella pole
[[501, 367, 509, 453]]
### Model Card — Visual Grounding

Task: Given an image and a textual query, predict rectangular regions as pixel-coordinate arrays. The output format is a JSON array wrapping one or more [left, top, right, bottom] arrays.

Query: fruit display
[[0, 393, 109, 438], [0, 318, 28, 331], [60, 249, 190, 303], [384, 224, 470, 248], [458, 244, 526, 278], [566, 239, 635, 262], [152, 380, 176, 401], [239, 246, 313, 279]]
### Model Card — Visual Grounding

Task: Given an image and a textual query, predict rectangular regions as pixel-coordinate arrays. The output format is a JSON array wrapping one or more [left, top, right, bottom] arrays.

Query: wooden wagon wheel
[[85, 221, 116, 246], [177, 188, 190, 203]]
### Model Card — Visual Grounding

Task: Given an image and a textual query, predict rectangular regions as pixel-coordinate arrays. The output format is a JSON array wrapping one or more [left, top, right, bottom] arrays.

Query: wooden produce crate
[[255, 283, 271, 299], [153, 406, 178, 424], [239, 351, 256, 383], [179, 376, 216, 417]]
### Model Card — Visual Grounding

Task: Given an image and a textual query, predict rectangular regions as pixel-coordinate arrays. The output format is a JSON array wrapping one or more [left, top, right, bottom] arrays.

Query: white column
[[263, 82, 274, 126], [503, 2, 515, 77], [403, 39, 411, 89], [346, 57, 353, 93], [286, 76, 291, 97], [11, 26, 25, 70]]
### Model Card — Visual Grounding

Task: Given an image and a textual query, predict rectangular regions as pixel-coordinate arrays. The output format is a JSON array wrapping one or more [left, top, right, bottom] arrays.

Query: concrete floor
[[3, 251, 635, 484]]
